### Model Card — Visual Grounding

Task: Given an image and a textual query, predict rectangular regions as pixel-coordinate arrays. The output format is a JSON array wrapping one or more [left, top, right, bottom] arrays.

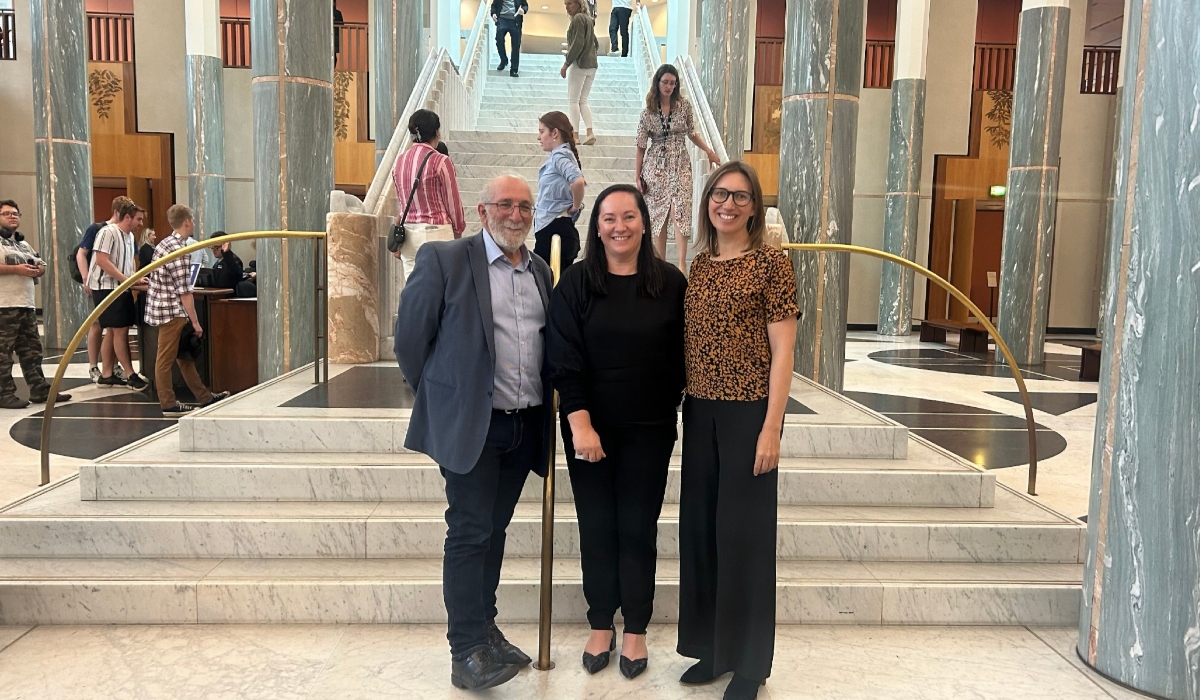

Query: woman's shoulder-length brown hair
[[644, 64, 683, 113], [697, 161, 768, 257]]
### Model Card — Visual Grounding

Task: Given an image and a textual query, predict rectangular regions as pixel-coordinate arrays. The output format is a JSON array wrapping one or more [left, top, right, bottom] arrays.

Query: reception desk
[[139, 290, 259, 400]]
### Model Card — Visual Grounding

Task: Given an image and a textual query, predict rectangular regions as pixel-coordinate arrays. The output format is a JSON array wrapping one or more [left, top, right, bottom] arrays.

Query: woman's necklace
[[656, 103, 674, 166]]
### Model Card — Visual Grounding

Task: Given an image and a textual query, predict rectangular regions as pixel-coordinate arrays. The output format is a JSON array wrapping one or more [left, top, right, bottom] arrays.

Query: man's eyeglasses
[[484, 201, 534, 216], [0, 210, 20, 218], [709, 188, 754, 206]]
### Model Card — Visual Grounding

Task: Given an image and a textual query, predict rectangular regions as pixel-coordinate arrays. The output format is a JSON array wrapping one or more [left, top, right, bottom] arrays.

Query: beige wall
[[848, 0, 1113, 330], [0, 0, 38, 246], [133, 0, 188, 217]]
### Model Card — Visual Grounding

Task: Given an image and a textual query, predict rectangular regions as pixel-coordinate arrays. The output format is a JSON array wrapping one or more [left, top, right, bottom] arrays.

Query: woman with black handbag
[[389, 109, 466, 281]]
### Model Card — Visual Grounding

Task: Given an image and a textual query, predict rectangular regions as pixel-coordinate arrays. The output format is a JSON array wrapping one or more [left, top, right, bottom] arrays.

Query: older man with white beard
[[394, 174, 554, 691]]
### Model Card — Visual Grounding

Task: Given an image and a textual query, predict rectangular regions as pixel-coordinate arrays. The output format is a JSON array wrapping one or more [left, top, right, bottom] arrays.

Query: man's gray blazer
[[394, 232, 554, 476]]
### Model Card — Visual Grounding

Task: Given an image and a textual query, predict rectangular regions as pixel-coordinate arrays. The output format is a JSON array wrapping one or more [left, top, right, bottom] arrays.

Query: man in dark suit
[[395, 174, 552, 691], [491, 0, 528, 77]]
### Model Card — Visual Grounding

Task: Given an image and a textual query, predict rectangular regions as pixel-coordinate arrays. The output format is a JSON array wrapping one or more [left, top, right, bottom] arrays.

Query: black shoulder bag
[[388, 150, 437, 254]]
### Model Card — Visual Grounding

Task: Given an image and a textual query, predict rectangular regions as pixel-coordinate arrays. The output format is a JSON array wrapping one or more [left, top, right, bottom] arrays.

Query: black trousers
[[564, 422, 675, 634], [441, 406, 543, 658], [609, 7, 633, 56], [677, 396, 777, 682], [495, 17, 522, 73], [533, 217, 580, 273]]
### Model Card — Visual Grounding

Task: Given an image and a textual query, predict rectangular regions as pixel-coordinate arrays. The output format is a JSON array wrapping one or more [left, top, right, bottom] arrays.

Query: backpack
[[70, 222, 102, 284]]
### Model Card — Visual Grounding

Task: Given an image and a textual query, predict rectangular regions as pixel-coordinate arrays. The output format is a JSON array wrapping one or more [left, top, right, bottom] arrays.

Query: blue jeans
[[495, 17, 522, 73], [442, 406, 543, 658]]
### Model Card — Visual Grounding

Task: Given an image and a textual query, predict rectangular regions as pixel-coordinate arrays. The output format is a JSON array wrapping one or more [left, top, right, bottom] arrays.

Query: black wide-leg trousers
[[677, 396, 777, 682], [563, 422, 675, 634]]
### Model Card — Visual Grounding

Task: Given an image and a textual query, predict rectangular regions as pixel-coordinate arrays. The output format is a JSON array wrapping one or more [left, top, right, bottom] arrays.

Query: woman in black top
[[548, 184, 686, 681]]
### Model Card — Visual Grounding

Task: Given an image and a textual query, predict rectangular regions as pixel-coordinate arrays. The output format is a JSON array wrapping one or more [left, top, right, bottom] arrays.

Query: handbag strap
[[399, 149, 437, 226]]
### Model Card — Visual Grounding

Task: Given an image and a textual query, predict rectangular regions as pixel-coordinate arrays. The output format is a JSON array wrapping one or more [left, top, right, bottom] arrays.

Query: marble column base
[[326, 212, 380, 364]]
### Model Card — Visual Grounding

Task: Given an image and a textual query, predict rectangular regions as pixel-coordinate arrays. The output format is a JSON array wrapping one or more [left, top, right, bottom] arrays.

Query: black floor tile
[[987, 391, 1097, 416], [283, 366, 414, 409], [887, 413, 1034, 430], [844, 391, 997, 414], [48, 402, 167, 419], [10, 417, 177, 460], [785, 397, 814, 415], [911, 428, 1068, 470], [9, 378, 90, 401]]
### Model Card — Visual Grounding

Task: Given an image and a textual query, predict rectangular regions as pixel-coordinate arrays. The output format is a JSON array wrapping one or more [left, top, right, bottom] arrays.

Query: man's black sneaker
[[29, 393, 71, 404], [97, 374, 126, 386], [497, 61, 508, 71], [126, 373, 149, 391], [450, 646, 520, 690], [162, 403, 195, 414], [0, 395, 30, 409], [200, 391, 231, 407], [510, 71, 519, 77]]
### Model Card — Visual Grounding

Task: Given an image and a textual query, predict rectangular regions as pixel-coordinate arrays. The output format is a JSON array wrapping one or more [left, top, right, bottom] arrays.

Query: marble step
[[81, 461, 996, 508], [453, 164, 634, 180], [449, 130, 636, 145], [448, 141, 638, 160], [0, 557, 1082, 625], [0, 485, 1084, 562], [451, 153, 637, 170], [474, 121, 638, 136]]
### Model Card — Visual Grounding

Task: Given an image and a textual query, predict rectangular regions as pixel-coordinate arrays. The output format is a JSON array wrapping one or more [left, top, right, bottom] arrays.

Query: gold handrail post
[[313, 233, 321, 385], [782, 242, 1040, 496], [39, 232, 326, 486], [534, 234, 562, 672]]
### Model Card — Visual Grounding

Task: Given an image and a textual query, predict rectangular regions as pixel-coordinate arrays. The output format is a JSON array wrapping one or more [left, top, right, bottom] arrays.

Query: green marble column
[[995, 0, 1070, 366], [186, 0, 225, 238], [251, 0, 334, 380], [373, 0, 422, 166], [30, 0, 93, 349], [698, 0, 751, 159], [1078, 2, 1200, 698], [877, 0, 930, 337], [778, 0, 865, 391]]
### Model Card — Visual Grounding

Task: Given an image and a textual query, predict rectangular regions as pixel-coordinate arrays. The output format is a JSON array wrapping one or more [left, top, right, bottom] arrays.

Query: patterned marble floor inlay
[[843, 391, 1067, 469], [986, 391, 1098, 416], [867, 349, 1087, 382]]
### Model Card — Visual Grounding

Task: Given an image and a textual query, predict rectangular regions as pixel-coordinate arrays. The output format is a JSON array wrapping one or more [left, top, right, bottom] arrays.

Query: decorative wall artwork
[[88, 68, 122, 121]]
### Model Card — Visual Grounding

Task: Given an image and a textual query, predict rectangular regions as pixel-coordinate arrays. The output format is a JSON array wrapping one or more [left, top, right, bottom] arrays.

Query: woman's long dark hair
[[582, 185, 666, 298], [408, 109, 440, 143]]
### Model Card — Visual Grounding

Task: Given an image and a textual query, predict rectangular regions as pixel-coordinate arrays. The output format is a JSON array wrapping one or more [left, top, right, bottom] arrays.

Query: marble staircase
[[0, 364, 1086, 626]]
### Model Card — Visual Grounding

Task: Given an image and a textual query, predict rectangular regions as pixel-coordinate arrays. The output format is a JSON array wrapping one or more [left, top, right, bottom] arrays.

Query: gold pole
[[782, 242, 1040, 495], [39, 231, 326, 486], [534, 234, 562, 672]]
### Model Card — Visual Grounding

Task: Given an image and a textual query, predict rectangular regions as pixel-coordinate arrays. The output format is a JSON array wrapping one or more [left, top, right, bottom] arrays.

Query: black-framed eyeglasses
[[484, 201, 534, 216], [0, 210, 20, 217], [709, 188, 753, 206]]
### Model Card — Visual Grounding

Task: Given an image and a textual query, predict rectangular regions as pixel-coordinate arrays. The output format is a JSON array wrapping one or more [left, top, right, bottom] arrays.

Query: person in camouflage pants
[[0, 200, 71, 409]]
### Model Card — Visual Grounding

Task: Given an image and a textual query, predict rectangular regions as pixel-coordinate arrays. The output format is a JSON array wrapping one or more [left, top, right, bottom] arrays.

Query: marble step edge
[[0, 559, 1083, 626], [449, 130, 636, 144], [0, 518, 1086, 563], [80, 463, 995, 508]]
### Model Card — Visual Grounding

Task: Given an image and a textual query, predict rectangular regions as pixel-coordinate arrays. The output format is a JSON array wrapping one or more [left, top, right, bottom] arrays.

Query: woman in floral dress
[[635, 64, 721, 273]]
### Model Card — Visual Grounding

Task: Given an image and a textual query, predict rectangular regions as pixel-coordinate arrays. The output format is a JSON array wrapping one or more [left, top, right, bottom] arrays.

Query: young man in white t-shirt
[[86, 200, 149, 390]]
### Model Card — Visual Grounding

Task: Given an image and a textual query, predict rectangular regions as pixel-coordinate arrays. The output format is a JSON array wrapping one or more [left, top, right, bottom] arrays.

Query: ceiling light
[[541, 4, 548, 8]]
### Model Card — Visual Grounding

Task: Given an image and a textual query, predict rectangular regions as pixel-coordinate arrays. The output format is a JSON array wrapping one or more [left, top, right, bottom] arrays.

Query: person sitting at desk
[[207, 231, 245, 291]]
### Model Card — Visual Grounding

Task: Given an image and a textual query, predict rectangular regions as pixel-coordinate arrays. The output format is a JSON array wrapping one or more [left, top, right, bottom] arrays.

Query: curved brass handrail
[[534, 234, 562, 672], [782, 242, 1040, 495], [38, 230, 327, 486]]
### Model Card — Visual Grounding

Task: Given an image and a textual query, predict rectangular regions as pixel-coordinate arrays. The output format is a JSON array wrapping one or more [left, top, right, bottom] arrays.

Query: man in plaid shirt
[[145, 205, 228, 413]]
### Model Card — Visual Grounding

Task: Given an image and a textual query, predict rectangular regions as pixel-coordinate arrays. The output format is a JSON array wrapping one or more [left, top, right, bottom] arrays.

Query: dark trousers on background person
[[563, 422, 675, 633], [442, 407, 543, 658], [152, 317, 214, 409], [0, 307, 49, 401], [495, 17, 522, 74], [677, 396, 777, 682], [533, 217, 580, 273], [609, 7, 633, 56]]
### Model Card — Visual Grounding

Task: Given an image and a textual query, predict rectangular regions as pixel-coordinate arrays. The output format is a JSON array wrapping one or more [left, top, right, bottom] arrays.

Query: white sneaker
[[114, 365, 126, 380], [89, 366, 101, 384]]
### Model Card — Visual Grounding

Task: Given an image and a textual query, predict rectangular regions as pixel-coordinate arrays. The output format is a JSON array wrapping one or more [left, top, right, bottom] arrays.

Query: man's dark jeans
[[442, 406, 543, 658], [495, 17, 523, 73], [609, 7, 633, 56]]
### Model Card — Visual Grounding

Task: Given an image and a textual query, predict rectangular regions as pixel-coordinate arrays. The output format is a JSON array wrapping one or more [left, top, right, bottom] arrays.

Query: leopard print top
[[684, 245, 799, 401]]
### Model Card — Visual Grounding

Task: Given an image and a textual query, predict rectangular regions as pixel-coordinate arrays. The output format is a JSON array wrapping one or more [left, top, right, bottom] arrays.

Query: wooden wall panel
[[333, 70, 376, 187]]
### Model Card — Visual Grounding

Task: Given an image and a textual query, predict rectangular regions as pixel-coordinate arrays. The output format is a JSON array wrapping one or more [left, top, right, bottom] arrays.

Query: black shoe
[[200, 391, 231, 408], [450, 646, 520, 690], [162, 402, 196, 414], [510, 71, 519, 77], [486, 622, 531, 667], [497, 60, 508, 71], [680, 658, 721, 686], [126, 373, 148, 391], [0, 395, 29, 410], [723, 674, 765, 700], [97, 373, 126, 387], [619, 654, 647, 680], [581, 625, 615, 674], [29, 392, 70, 404]]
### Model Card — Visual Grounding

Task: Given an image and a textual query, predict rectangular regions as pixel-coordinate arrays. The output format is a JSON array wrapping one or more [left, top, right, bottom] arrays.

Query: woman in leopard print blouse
[[676, 162, 799, 700]]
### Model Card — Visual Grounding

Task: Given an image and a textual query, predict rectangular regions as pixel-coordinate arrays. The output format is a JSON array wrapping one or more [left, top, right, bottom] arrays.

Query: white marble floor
[[0, 623, 1145, 700]]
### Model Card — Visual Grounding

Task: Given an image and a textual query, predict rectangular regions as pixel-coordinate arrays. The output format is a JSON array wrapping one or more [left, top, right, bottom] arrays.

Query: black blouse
[[548, 262, 687, 427]]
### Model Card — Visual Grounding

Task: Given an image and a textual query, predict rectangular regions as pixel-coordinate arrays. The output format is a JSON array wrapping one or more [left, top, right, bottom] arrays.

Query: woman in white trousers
[[390, 109, 467, 280], [562, 0, 599, 145]]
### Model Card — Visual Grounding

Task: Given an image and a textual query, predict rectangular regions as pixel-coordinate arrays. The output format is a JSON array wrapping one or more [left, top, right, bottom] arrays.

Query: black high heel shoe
[[619, 653, 648, 679], [581, 626, 616, 674]]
